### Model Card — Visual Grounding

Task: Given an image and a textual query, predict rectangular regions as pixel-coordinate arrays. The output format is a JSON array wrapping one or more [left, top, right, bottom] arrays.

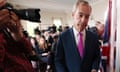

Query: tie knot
[[79, 32, 82, 36]]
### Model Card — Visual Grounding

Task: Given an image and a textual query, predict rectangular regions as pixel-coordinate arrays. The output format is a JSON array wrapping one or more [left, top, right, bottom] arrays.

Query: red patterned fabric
[[101, 45, 110, 65], [0, 32, 35, 72]]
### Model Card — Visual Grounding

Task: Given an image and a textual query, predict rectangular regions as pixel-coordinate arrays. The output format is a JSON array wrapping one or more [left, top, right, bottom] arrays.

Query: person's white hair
[[72, 0, 92, 13]]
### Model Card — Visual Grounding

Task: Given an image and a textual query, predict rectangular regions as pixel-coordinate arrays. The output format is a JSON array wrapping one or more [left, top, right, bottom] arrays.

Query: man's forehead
[[78, 3, 91, 10], [76, 5, 91, 15]]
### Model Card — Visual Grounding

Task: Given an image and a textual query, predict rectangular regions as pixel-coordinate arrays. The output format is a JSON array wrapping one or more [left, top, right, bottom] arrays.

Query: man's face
[[72, 4, 91, 32]]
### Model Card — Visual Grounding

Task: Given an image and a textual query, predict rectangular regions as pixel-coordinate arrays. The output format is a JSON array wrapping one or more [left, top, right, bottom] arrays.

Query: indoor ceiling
[[7, 0, 103, 13]]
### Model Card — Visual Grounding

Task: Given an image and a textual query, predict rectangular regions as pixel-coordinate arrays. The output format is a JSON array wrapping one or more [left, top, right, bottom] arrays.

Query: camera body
[[1, 3, 41, 22]]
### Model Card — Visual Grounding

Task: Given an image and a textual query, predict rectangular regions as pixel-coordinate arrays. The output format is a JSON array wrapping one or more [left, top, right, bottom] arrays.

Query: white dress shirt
[[73, 27, 86, 48]]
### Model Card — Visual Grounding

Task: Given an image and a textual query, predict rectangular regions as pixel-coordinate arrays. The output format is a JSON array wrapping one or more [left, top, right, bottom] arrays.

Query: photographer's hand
[[0, 9, 23, 41], [7, 11, 23, 41], [0, 9, 10, 29], [0, 0, 6, 8]]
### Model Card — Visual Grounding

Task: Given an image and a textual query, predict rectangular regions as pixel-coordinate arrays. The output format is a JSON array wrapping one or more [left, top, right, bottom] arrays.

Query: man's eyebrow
[[78, 12, 83, 14], [78, 12, 90, 16]]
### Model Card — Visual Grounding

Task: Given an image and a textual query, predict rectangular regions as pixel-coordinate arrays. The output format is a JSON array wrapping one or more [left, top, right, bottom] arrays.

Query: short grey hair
[[72, 0, 92, 13]]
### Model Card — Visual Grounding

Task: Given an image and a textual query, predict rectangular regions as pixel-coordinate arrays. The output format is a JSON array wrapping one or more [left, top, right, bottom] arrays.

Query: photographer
[[0, 0, 35, 72]]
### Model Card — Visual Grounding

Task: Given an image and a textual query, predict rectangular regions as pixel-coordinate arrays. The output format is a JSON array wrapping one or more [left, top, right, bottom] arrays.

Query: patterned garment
[[0, 32, 35, 72]]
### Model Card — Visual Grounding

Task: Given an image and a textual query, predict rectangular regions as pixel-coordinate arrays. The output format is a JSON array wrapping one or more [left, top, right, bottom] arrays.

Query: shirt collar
[[73, 27, 85, 36]]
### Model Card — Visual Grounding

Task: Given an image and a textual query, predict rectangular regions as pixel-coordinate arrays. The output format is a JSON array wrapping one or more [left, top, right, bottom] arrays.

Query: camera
[[1, 3, 41, 22], [0, 3, 41, 40]]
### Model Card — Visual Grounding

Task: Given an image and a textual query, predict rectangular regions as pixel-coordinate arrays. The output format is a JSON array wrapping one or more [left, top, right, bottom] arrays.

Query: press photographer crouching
[[0, 0, 40, 72]]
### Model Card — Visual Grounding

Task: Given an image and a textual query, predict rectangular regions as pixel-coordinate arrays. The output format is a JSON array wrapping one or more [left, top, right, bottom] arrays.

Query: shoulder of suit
[[60, 28, 71, 36], [86, 30, 98, 38]]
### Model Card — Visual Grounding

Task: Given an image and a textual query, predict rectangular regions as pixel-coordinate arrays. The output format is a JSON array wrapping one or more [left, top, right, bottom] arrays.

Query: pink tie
[[77, 33, 83, 58]]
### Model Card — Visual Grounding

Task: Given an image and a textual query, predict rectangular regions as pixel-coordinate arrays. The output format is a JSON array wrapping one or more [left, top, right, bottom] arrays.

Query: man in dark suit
[[55, 0, 101, 72]]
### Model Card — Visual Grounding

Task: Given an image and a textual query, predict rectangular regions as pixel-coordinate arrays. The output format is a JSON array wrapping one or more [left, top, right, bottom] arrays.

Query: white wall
[[64, 12, 73, 27], [91, 0, 108, 23], [116, 0, 120, 71], [40, 10, 68, 30]]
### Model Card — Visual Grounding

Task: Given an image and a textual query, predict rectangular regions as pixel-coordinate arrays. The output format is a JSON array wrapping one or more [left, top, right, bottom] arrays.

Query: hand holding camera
[[0, 9, 10, 29], [0, 8, 23, 41], [0, 0, 40, 41], [8, 11, 24, 41]]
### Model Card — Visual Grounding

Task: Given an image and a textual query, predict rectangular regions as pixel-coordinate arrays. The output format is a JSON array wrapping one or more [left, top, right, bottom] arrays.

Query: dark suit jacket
[[55, 28, 101, 72]]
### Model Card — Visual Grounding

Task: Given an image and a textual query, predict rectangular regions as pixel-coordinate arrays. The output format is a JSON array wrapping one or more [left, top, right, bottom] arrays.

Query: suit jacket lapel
[[82, 30, 91, 60], [69, 28, 82, 60]]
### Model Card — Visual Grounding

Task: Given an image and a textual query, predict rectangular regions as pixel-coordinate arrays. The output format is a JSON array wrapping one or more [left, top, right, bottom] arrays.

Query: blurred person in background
[[89, 21, 104, 41], [47, 34, 59, 72], [35, 35, 50, 72]]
